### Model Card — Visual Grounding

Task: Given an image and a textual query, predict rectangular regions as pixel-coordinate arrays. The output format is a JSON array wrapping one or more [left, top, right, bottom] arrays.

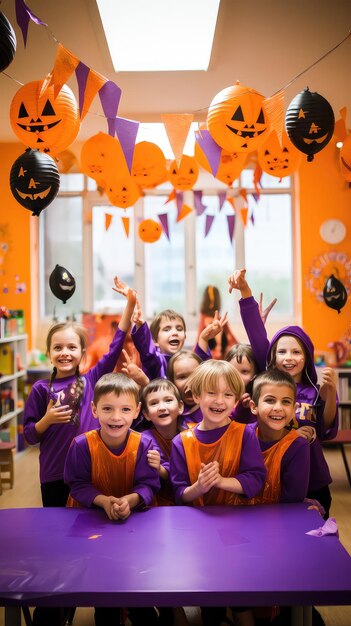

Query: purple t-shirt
[[24, 328, 127, 484]]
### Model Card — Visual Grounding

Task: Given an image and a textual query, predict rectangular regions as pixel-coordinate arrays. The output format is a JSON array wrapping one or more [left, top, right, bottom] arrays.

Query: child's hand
[[259, 292, 277, 325], [43, 399, 72, 425], [319, 367, 337, 401], [228, 269, 251, 297], [296, 425, 317, 444], [147, 448, 161, 472], [197, 461, 220, 494], [132, 298, 144, 327], [121, 349, 149, 387], [111, 497, 131, 521], [240, 392, 252, 409], [304, 497, 325, 518], [112, 275, 129, 297], [200, 310, 228, 341]]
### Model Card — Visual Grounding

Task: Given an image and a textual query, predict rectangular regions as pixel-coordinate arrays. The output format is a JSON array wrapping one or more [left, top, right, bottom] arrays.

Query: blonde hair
[[187, 359, 244, 399]]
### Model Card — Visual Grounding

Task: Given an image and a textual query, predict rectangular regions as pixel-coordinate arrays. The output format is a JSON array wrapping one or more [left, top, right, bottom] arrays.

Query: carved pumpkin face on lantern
[[132, 141, 167, 189], [207, 82, 270, 153], [138, 219, 162, 243], [258, 130, 302, 179], [168, 155, 199, 191], [10, 80, 80, 155], [105, 175, 141, 209], [10, 149, 60, 216], [80, 132, 128, 189]]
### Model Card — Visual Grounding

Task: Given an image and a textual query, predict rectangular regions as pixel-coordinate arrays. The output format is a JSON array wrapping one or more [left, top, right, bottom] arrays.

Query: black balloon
[[49, 265, 76, 304], [322, 274, 347, 314], [10, 149, 60, 216], [0, 12, 16, 72], [285, 87, 335, 162]]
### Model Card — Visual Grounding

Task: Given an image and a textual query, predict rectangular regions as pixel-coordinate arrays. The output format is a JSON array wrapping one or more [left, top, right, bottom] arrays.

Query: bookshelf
[[337, 368, 351, 430], [0, 335, 27, 450]]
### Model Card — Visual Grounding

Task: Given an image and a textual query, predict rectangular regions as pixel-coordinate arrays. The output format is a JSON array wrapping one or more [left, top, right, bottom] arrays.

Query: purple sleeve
[[280, 437, 310, 503], [131, 322, 166, 379], [239, 296, 269, 372], [23, 380, 49, 444], [237, 424, 267, 498], [314, 400, 339, 441], [133, 435, 161, 505], [194, 343, 212, 361], [84, 327, 127, 388], [170, 434, 190, 504], [64, 435, 98, 507]]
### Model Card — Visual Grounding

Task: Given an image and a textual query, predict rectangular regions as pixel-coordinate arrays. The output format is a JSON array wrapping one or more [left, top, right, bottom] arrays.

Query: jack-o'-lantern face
[[339, 134, 351, 185], [80, 132, 128, 188], [10, 80, 80, 155], [258, 130, 302, 179], [132, 141, 167, 189], [138, 219, 162, 243], [10, 149, 60, 216], [105, 175, 141, 209], [168, 155, 199, 191], [207, 82, 270, 153]]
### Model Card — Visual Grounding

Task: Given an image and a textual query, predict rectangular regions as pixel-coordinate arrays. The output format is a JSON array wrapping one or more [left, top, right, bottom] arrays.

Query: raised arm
[[197, 310, 228, 354]]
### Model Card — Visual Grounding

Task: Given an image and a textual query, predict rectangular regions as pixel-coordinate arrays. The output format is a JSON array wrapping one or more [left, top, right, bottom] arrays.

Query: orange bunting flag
[[105, 213, 113, 231], [263, 90, 285, 146], [121, 217, 130, 237], [176, 204, 192, 223], [240, 207, 249, 227], [161, 113, 194, 165], [226, 196, 236, 211], [164, 188, 177, 205], [239, 188, 248, 203], [334, 107, 348, 142], [81, 69, 108, 120], [41, 44, 80, 98], [253, 163, 262, 194]]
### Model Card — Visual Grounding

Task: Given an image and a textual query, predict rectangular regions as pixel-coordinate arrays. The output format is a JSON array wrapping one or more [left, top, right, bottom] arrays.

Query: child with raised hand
[[23, 276, 137, 508], [64, 372, 160, 626], [228, 268, 338, 518]]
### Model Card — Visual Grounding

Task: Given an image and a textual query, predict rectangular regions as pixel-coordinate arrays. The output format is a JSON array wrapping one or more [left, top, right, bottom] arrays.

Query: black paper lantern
[[10, 149, 60, 216], [49, 265, 76, 304], [0, 12, 16, 72], [285, 87, 335, 162], [322, 274, 347, 314]]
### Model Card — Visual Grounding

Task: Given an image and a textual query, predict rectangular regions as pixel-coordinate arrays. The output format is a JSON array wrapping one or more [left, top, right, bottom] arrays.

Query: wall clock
[[319, 219, 346, 244], [306, 250, 351, 301]]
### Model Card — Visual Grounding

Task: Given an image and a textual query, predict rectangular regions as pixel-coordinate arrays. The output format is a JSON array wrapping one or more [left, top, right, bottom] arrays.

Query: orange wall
[[299, 138, 351, 359]]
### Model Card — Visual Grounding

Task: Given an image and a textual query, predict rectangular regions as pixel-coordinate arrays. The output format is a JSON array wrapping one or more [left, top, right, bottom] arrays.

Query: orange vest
[[180, 421, 245, 506], [67, 429, 141, 507]]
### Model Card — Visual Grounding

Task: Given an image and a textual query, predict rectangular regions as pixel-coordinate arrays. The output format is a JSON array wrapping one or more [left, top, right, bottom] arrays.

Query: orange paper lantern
[[258, 130, 302, 179], [167, 155, 199, 191], [105, 174, 141, 209], [195, 139, 248, 186], [207, 81, 270, 153], [138, 219, 162, 243], [339, 134, 351, 186], [132, 141, 167, 189], [80, 132, 128, 189], [10, 79, 80, 155]]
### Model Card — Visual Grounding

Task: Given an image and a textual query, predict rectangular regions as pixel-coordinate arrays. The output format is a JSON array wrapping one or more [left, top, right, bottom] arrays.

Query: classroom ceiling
[[0, 0, 351, 144]]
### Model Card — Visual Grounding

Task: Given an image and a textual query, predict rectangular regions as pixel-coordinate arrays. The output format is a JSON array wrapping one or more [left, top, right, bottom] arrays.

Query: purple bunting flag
[[15, 0, 47, 46], [158, 213, 170, 241], [194, 190, 207, 216], [204, 214, 215, 238], [115, 117, 140, 173], [250, 211, 255, 226], [195, 129, 221, 177], [227, 215, 236, 243], [175, 192, 184, 216], [252, 192, 260, 203], [75, 62, 90, 117], [99, 81, 122, 137], [218, 191, 227, 211]]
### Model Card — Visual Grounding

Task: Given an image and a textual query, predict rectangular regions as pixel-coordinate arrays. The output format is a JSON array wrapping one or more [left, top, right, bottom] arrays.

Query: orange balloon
[[105, 174, 141, 209], [195, 140, 248, 186], [132, 141, 167, 189], [10, 80, 80, 156], [258, 130, 302, 178], [207, 81, 270, 153], [168, 155, 199, 191], [339, 134, 351, 185], [80, 132, 128, 189], [138, 219, 162, 243]]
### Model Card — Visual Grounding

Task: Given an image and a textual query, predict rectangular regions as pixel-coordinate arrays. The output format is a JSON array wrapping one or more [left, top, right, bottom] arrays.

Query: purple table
[[1, 504, 351, 626]]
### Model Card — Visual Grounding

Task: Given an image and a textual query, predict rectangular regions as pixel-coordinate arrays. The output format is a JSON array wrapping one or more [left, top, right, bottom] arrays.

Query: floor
[[0, 445, 351, 626]]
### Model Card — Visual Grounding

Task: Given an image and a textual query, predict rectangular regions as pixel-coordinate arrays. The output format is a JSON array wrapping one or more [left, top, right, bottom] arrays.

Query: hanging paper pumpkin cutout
[[0, 12, 16, 72], [258, 130, 302, 179], [131, 141, 167, 189], [10, 149, 60, 216], [105, 175, 141, 209], [167, 155, 199, 191], [207, 81, 270, 153], [339, 134, 351, 186], [285, 88, 335, 162], [322, 274, 347, 314], [10, 80, 80, 156], [80, 132, 128, 189], [56, 149, 78, 174], [195, 139, 247, 186], [49, 264, 76, 303], [138, 219, 162, 243]]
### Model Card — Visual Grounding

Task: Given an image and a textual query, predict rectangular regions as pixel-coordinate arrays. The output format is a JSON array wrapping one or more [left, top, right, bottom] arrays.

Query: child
[[167, 349, 204, 425], [229, 268, 338, 518], [141, 378, 184, 505], [226, 343, 259, 424], [196, 284, 238, 358], [64, 372, 160, 626], [23, 276, 137, 508], [170, 359, 266, 626]]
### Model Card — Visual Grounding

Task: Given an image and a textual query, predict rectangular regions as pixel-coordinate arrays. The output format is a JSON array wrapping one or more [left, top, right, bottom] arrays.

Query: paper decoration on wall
[[80, 132, 128, 189], [10, 149, 60, 216], [40, 43, 80, 98], [339, 133, 351, 187], [115, 117, 139, 172], [121, 217, 130, 237], [158, 213, 170, 240], [10, 79, 80, 156], [306, 251, 351, 302], [15, 0, 46, 47], [131, 141, 167, 189], [207, 81, 270, 153], [240, 207, 249, 226], [227, 215, 236, 242], [105, 175, 141, 209], [176, 204, 192, 222], [285, 87, 335, 162], [138, 219, 162, 243], [218, 191, 227, 211], [105, 213, 113, 231], [194, 129, 221, 177], [161, 113, 193, 164], [0, 12, 16, 72], [258, 130, 302, 179], [167, 155, 199, 191], [323, 274, 347, 314], [49, 264, 76, 303], [194, 190, 207, 216], [205, 214, 215, 237], [195, 130, 247, 186]]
